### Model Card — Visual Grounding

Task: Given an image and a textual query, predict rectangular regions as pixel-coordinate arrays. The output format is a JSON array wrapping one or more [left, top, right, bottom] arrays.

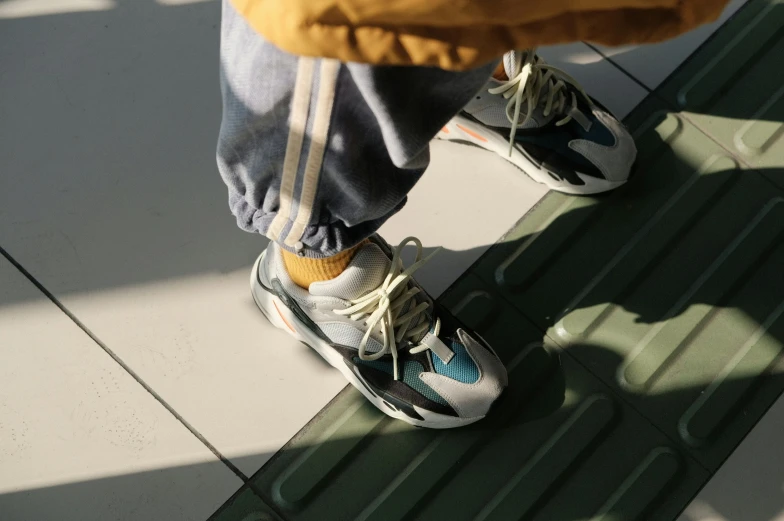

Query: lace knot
[[334, 237, 443, 381], [488, 49, 593, 156]]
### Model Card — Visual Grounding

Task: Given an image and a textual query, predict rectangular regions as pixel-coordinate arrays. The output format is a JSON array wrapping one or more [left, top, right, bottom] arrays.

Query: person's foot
[[251, 236, 508, 428], [438, 49, 637, 195]]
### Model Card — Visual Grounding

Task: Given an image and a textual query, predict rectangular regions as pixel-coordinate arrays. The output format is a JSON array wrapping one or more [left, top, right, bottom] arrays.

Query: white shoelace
[[487, 48, 593, 155], [333, 237, 441, 380]]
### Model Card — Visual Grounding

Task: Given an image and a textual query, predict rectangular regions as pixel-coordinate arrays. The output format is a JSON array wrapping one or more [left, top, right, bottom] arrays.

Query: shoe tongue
[[502, 49, 563, 128], [308, 243, 391, 301], [502, 50, 533, 81]]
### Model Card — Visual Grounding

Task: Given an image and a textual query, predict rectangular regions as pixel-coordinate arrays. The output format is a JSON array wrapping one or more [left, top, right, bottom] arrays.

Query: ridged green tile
[[213, 7, 784, 518], [247, 275, 707, 521], [472, 95, 784, 471], [658, 0, 784, 188], [210, 485, 280, 521]]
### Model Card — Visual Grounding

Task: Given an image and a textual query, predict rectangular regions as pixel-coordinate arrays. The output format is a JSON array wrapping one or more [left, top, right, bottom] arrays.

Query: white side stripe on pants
[[284, 59, 340, 249], [266, 57, 315, 243]]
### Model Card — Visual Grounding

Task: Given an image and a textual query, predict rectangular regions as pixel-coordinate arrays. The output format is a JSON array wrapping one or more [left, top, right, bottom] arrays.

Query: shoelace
[[487, 48, 593, 155], [333, 237, 441, 380]]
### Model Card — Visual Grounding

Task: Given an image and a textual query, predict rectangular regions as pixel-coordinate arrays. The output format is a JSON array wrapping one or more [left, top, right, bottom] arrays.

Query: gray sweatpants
[[217, 0, 495, 257]]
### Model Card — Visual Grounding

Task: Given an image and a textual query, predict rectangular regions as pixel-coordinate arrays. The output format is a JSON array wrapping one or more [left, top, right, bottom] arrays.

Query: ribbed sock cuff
[[281, 239, 370, 289]]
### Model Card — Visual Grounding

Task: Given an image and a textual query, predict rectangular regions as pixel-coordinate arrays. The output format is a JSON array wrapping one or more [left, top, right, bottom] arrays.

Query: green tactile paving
[[246, 274, 709, 521], [657, 0, 784, 189], [472, 94, 784, 471], [213, 7, 784, 518], [209, 485, 281, 521]]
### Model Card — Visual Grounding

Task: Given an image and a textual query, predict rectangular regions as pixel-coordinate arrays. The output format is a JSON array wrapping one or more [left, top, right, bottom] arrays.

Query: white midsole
[[437, 114, 625, 195], [250, 252, 483, 429]]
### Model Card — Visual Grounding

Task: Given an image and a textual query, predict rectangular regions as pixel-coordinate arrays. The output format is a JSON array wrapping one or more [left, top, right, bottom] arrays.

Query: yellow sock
[[492, 61, 507, 81], [281, 240, 369, 289]]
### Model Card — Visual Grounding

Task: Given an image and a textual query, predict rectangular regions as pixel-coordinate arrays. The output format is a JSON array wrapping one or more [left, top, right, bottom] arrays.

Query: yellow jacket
[[230, 0, 730, 71]]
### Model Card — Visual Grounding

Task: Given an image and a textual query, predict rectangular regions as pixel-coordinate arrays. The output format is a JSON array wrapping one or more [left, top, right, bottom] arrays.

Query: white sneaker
[[439, 49, 637, 195], [251, 236, 508, 428]]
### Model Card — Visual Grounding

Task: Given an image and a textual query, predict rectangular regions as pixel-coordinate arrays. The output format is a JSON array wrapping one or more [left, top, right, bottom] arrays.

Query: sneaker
[[250, 236, 508, 428], [438, 49, 637, 195]]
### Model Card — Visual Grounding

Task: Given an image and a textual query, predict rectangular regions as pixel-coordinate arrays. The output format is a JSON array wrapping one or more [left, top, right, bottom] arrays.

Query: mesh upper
[[430, 341, 480, 384], [354, 357, 448, 406], [463, 78, 552, 130], [320, 322, 384, 354], [309, 244, 390, 301]]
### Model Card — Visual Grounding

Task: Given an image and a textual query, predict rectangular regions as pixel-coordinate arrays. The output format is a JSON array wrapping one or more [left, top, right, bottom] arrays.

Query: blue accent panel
[[579, 116, 614, 145], [515, 132, 596, 171], [430, 342, 480, 384], [574, 94, 616, 145], [513, 99, 616, 173], [354, 358, 449, 406]]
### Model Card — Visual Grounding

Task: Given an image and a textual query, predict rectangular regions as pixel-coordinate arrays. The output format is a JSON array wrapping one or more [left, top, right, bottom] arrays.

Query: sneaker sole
[[249, 251, 486, 429], [437, 114, 627, 195]]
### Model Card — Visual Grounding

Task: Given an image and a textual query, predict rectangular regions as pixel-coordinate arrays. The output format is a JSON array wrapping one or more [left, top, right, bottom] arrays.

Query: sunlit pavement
[[3, 1, 783, 520]]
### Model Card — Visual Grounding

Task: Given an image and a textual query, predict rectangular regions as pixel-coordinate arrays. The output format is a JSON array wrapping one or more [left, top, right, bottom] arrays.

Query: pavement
[[2, 1, 783, 520]]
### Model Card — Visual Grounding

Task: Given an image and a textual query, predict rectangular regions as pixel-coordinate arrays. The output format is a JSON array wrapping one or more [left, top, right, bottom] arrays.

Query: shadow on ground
[[1, 1, 783, 521], [3, 157, 783, 520], [0, 0, 780, 306], [3, 348, 784, 521]]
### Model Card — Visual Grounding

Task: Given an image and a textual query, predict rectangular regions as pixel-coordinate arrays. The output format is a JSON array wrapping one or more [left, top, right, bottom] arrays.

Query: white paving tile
[[0, 0, 549, 478], [538, 42, 649, 119], [0, 254, 241, 521], [594, 0, 748, 89], [677, 388, 784, 521], [382, 140, 548, 298], [0, 0, 343, 478]]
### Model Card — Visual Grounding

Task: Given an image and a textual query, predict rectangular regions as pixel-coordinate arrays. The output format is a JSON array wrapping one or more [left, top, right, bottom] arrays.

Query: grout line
[[584, 0, 754, 103], [469, 273, 714, 474], [206, 483, 254, 521], [207, 481, 286, 521], [676, 112, 757, 169], [676, 108, 784, 197], [247, 480, 288, 520], [654, 3, 784, 189], [583, 0, 752, 96], [0, 244, 250, 483], [583, 41, 655, 95]]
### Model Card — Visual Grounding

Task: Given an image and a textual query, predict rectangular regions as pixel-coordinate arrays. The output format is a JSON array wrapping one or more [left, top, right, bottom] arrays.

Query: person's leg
[[218, 0, 506, 429], [438, 51, 637, 194], [217, 0, 495, 260]]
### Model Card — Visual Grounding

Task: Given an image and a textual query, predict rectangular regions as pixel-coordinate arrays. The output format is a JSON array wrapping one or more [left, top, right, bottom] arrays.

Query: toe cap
[[419, 329, 507, 419], [569, 109, 637, 183]]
